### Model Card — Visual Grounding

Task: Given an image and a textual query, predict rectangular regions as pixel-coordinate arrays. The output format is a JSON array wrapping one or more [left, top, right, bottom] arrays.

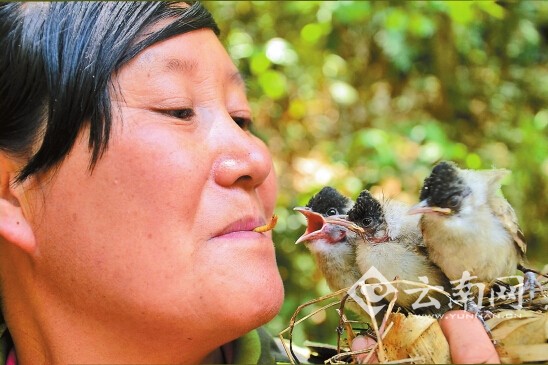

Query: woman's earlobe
[[0, 158, 37, 254], [0, 198, 36, 254]]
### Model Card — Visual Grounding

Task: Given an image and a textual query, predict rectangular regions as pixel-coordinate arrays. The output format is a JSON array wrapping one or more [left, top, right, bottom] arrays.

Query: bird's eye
[[362, 217, 374, 227], [446, 194, 462, 208], [326, 208, 338, 216]]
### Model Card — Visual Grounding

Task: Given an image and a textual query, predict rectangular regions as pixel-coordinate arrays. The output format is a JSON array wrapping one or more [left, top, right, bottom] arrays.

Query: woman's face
[[30, 29, 283, 341]]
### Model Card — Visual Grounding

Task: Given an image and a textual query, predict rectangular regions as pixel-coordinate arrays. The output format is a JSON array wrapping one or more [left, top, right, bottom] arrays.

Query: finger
[[439, 310, 500, 364], [351, 335, 378, 364]]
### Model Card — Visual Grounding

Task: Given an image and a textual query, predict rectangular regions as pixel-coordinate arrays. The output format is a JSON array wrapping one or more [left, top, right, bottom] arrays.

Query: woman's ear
[[0, 155, 36, 254]]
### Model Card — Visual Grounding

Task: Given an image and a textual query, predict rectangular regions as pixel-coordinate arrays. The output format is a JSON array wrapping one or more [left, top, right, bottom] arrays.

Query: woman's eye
[[233, 116, 253, 131], [326, 208, 338, 216], [163, 108, 195, 120]]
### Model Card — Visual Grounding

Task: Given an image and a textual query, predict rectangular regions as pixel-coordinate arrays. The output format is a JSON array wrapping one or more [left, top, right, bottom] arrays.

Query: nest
[[279, 277, 548, 364]]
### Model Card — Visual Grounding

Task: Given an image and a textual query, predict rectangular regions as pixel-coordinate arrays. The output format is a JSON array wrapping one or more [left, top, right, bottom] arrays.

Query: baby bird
[[409, 162, 521, 280], [346, 189, 452, 315], [294, 186, 361, 293], [408, 161, 540, 297]]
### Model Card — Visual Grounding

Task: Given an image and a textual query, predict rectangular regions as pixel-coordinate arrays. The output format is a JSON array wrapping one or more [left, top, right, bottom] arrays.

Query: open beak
[[294, 208, 363, 245], [293, 207, 326, 244], [408, 200, 452, 215]]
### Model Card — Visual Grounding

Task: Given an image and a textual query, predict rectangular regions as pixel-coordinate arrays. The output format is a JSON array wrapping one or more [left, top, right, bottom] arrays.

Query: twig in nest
[[481, 279, 548, 313], [383, 357, 425, 364], [363, 288, 386, 363], [335, 293, 356, 354], [287, 274, 548, 364], [326, 347, 372, 364], [279, 288, 348, 364], [339, 281, 398, 364]]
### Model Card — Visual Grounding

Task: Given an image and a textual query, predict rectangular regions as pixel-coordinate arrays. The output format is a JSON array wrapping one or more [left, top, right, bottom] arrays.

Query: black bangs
[[120, 2, 220, 66], [1, 2, 218, 183]]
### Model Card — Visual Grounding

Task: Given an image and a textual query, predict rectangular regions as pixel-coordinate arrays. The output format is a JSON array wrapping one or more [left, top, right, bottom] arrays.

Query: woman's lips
[[214, 217, 266, 238]]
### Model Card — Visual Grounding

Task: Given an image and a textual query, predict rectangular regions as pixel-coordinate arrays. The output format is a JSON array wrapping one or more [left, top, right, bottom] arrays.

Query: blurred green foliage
[[207, 1, 548, 346]]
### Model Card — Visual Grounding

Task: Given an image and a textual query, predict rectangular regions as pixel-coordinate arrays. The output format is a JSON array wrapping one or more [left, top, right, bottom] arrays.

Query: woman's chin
[[252, 271, 284, 323], [224, 268, 284, 334]]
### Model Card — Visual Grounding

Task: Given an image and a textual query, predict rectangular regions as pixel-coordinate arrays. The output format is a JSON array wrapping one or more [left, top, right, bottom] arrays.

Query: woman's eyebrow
[[160, 57, 246, 87], [229, 70, 246, 88], [163, 58, 197, 73]]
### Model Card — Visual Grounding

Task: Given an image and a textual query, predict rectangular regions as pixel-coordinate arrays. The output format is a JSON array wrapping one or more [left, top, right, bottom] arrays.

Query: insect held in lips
[[253, 214, 278, 233]]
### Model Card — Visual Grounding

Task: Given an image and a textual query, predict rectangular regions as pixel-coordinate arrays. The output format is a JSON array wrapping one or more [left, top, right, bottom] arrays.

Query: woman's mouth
[[214, 216, 266, 238]]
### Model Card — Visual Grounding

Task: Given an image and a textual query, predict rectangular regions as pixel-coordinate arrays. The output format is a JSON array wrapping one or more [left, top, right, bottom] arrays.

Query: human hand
[[439, 310, 500, 364], [350, 334, 378, 363], [351, 310, 500, 364]]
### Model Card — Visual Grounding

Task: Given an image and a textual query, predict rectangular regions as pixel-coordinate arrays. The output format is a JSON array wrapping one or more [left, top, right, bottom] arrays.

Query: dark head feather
[[420, 161, 468, 208], [347, 189, 384, 230], [306, 186, 351, 216]]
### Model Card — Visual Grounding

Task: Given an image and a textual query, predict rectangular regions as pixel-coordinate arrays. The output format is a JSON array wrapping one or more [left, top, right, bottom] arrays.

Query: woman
[[0, 2, 498, 364]]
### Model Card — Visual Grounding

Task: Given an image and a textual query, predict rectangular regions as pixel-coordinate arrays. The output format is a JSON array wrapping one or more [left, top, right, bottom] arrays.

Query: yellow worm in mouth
[[253, 214, 278, 233]]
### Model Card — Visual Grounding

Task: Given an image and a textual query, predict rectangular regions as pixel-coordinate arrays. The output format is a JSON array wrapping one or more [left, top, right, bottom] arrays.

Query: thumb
[[439, 310, 500, 364], [351, 335, 378, 364]]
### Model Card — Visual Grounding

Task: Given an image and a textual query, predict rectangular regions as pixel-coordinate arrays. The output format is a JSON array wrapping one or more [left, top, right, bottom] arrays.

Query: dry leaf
[[383, 312, 451, 364], [487, 310, 548, 364]]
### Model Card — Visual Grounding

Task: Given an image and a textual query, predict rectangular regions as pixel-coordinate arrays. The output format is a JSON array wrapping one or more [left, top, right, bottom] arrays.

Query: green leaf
[[258, 70, 288, 100], [476, 1, 505, 19], [333, 1, 371, 24], [446, 1, 475, 24], [300, 23, 324, 45], [227, 30, 254, 60], [385, 8, 408, 32], [250, 52, 271, 75]]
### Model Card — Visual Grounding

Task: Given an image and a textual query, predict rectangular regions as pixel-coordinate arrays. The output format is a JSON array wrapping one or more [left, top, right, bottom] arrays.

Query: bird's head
[[347, 189, 387, 242], [408, 161, 471, 217], [294, 186, 356, 247], [305, 186, 352, 217], [348, 189, 384, 230]]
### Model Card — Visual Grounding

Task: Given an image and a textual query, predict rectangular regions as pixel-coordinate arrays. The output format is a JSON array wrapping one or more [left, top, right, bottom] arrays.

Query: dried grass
[[279, 276, 548, 364]]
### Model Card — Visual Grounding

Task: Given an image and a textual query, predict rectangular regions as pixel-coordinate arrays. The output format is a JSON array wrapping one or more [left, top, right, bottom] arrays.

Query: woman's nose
[[212, 122, 272, 190]]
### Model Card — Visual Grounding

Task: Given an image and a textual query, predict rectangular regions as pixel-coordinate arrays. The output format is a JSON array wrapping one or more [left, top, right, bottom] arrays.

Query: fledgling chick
[[408, 161, 540, 296], [346, 189, 452, 315], [294, 186, 361, 293]]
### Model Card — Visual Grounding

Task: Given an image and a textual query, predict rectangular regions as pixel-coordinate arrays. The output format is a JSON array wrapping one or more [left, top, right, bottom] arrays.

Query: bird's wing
[[490, 194, 527, 256]]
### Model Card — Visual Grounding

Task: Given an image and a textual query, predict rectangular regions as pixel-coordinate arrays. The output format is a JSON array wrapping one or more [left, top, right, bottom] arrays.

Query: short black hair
[[0, 2, 219, 182]]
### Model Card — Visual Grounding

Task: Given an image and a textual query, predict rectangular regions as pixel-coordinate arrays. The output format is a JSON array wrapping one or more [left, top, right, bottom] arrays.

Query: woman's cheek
[[260, 167, 278, 217]]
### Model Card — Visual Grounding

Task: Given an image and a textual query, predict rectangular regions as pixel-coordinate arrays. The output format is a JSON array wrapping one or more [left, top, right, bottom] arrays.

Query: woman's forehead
[[125, 30, 245, 87]]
